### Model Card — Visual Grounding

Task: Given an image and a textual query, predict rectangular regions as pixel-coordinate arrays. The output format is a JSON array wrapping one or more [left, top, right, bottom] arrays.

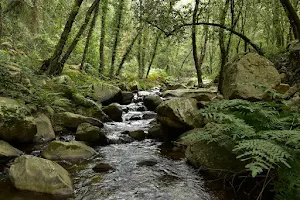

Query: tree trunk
[[32, 0, 40, 35], [99, 0, 108, 76], [137, 31, 143, 79], [0, 3, 3, 41], [43, 0, 84, 76], [59, 0, 100, 72], [280, 0, 300, 40], [109, 0, 125, 78], [192, 0, 203, 88], [116, 29, 142, 76], [146, 32, 161, 78], [273, 0, 284, 47], [80, 3, 100, 71]]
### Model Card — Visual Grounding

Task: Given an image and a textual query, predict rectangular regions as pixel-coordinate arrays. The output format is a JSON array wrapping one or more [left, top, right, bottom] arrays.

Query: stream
[[0, 91, 226, 200]]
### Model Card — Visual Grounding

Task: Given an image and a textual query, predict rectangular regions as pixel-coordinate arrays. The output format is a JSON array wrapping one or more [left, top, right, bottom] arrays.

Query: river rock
[[93, 83, 121, 105], [42, 141, 97, 161], [0, 97, 37, 143], [156, 98, 203, 129], [121, 91, 134, 105], [143, 95, 163, 111], [76, 123, 107, 144], [33, 114, 55, 143], [221, 53, 281, 100], [129, 130, 146, 141], [274, 83, 290, 94], [163, 88, 218, 101], [166, 83, 186, 90], [185, 140, 245, 175], [137, 159, 158, 167], [0, 140, 22, 158], [130, 81, 142, 92], [9, 155, 73, 195], [55, 112, 103, 130], [103, 103, 123, 122], [147, 124, 165, 141], [93, 163, 115, 173]]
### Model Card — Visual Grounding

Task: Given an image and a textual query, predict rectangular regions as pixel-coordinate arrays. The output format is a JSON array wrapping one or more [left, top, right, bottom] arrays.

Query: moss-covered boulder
[[54, 112, 103, 130], [129, 130, 146, 141], [156, 98, 203, 129], [93, 83, 121, 105], [121, 91, 134, 105], [0, 97, 37, 143], [221, 53, 281, 100], [42, 141, 97, 161], [143, 95, 162, 111], [147, 124, 165, 141], [103, 103, 123, 122], [76, 123, 107, 144], [33, 114, 55, 143], [185, 141, 245, 175], [9, 155, 73, 195], [163, 88, 218, 102], [0, 140, 22, 158]]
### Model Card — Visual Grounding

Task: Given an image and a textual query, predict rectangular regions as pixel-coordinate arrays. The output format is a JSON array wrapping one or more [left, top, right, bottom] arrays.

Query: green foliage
[[182, 99, 300, 199]]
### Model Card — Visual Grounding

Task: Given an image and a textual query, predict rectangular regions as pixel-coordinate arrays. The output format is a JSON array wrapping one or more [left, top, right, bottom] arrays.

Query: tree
[[99, 0, 108, 76], [280, 0, 300, 40], [146, 32, 161, 78], [109, 0, 125, 78]]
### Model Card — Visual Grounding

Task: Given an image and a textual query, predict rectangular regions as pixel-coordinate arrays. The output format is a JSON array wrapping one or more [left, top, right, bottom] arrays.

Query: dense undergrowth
[[182, 99, 300, 199]]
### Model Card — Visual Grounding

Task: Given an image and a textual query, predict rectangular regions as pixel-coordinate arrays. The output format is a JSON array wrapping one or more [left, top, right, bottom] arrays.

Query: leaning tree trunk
[[116, 29, 142, 76], [43, 0, 84, 76], [280, 0, 300, 40], [99, 0, 108, 76], [80, 3, 100, 71], [146, 32, 161, 78], [59, 0, 100, 74], [192, 0, 203, 88], [109, 0, 125, 78]]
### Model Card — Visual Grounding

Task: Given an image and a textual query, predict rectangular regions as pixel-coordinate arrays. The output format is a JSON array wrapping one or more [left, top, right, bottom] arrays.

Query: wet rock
[[54, 112, 103, 130], [221, 53, 281, 100], [93, 83, 121, 105], [33, 114, 55, 143], [143, 95, 163, 111], [121, 91, 134, 105], [163, 88, 218, 102], [103, 103, 123, 122], [129, 130, 146, 141], [9, 155, 73, 195], [156, 98, 203, 129], [130, 81, 142, 92], [137, 159, 158, 167], [129, 113, 143, 121], [93, 163, 115, 173], [137, 106, 146, 112], [166, 84, 186, 90], [148, 124, 165, 141], [76, 123, 107, 144], [0, 97, 37, 143], [143, 112, 157, 120], [0, 140, 22, 159], [42, 141, 96, 161]]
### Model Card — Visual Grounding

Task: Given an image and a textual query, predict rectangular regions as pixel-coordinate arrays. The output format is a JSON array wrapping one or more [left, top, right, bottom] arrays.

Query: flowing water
[[0, 91, 226, 200]]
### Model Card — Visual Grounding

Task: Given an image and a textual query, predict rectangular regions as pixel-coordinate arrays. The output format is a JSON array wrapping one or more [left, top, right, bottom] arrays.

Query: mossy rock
[[76, 123, 107, 144], [93, 83, 121, 105], [33, 114, 55, 143], [102, 103, 123, 122], [129, 130, 146, 141], [42, 141, 97, 161], [0, 140, 23, 158], [9, 155, 73, 195]]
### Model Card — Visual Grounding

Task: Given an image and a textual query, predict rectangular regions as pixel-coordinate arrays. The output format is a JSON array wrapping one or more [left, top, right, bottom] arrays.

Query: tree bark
[[0, 3, 3, 41], [99, 0, 108, 76], [80, 3, 100, 71], [146, 32, 161, 78], [192, 0, 203, 88], [32, 0, 40, 34], [109, 0, 125, 78], [59, 0, 100, 72], [43, 0, 84, 76], [280, 0, 300, 40], [116, 29, 142, 76]]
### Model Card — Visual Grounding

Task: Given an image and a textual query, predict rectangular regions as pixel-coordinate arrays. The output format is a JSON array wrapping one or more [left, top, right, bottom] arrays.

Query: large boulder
[[76, 123, 107, 144], [0, 97, 37, 142], [93, 83, 121, 105], [9, 155, 73, 195], [156, 98, 203, 129], [0, 140, 22, 159], [221, 53, 281, 100], [163, 88, 218, 101], [102, 103, 123, 122], [143, 95, 162, 111], [185, 140, 245, 175], [54, 112, 103, 130], [121, 91, 134, 105], [42, 141, 97, 161], [33, 114, 55, 143]]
